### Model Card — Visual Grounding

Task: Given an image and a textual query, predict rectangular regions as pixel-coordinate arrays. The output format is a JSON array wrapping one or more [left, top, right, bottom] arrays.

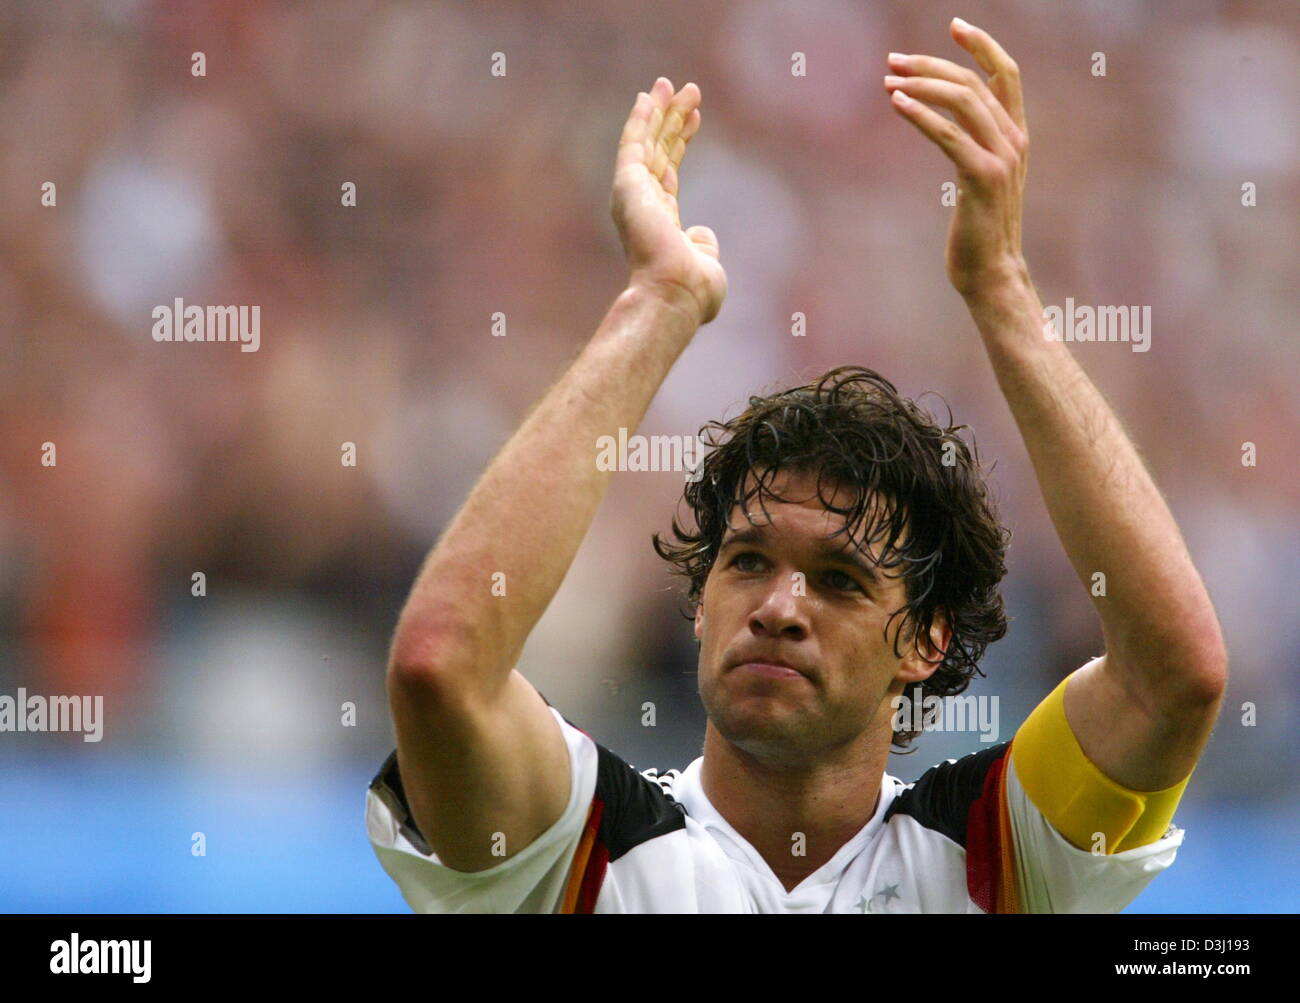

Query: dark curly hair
[[653, 365, 1009, 750]]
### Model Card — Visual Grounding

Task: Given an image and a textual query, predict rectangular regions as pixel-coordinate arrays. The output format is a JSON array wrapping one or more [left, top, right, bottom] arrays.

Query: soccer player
[[367, 19, 1227, 912]]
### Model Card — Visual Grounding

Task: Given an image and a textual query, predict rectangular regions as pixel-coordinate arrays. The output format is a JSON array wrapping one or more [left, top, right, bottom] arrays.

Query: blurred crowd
[[0, 0, 1296, 811]]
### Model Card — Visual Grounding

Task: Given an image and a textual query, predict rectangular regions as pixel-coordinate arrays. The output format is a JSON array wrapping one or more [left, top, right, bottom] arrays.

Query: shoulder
[[523, 690, 689, 861], [585, 734, 689, 862], [883, 742, 1013, 847]]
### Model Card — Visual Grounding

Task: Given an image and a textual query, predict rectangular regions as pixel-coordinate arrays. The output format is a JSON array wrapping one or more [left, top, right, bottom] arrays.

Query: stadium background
[[0, 0, 1296, 912]]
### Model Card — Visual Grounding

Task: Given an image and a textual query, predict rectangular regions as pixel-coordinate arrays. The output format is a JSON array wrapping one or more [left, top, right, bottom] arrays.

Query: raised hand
[[884, 18, 1029, 297], [611, 77, 727, 325]]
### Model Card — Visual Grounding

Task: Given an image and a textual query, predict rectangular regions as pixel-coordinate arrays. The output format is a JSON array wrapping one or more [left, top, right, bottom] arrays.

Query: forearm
[[390, 285, 699, 690], [965, 268, 1226, 704]]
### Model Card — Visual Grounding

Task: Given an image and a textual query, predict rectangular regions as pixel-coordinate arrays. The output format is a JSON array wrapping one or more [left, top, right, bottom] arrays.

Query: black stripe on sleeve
[[883, 742, 1011, 848], [589, 741, 688, 862]]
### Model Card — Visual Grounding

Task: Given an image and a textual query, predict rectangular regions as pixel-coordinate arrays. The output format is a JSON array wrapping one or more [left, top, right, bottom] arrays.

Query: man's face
[[694, 468, 947, 764]]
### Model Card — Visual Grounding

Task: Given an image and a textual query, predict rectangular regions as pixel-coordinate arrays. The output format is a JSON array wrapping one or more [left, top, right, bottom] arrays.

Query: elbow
[[1110, 612, 1229, 710], [386, 609, 485, 704], [1152, 582, 1230, 705], [1169, 620, 1229, 707], [386, 649, 447, 703], [1188, 593, 1230, 700], [1194, 641, 1229, 705]]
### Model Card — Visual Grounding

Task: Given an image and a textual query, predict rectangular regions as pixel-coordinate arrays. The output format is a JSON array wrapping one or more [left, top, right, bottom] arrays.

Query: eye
[[825, 569, 862, 592], [732, 551, 764, 572]]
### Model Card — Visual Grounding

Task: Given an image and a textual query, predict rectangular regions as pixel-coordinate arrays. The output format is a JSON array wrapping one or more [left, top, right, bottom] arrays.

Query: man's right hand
[[611, 77, 727, 326]]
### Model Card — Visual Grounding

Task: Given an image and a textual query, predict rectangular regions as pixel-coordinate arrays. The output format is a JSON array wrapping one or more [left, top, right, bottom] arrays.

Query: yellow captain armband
[[1010, 668, 1192, 854]]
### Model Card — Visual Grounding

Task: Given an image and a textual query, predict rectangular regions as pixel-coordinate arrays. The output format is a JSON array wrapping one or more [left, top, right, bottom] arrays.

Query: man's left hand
[[885, 18, 1029, 298]]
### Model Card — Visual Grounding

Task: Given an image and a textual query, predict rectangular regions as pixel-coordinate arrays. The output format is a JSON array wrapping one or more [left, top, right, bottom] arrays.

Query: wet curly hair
[[653, 365, 1009, 750]]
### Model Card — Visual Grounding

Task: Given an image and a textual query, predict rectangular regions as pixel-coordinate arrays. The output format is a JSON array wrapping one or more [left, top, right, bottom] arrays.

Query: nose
[[749, 572, 808, 640]]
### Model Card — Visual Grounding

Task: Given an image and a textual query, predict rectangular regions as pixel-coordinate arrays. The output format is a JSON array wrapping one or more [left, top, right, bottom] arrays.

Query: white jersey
[[366, 702, 1184, 913]]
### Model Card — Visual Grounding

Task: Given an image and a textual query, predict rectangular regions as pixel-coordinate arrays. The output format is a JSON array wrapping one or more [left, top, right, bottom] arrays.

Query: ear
[[693, 599, 704, 642], [897, 609, 951, 684]]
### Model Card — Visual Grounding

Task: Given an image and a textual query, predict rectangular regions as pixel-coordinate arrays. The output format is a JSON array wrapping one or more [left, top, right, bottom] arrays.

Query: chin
[[703, 684, 811, 752]]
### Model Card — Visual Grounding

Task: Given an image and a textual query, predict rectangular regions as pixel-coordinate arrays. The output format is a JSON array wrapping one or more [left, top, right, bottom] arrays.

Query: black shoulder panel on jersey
[[543, 701, 688, 863], [883, 742, 1011, 848], [372, 697, 687, 864], [591, 741, 687, 863], [370, 751, 434, 856]]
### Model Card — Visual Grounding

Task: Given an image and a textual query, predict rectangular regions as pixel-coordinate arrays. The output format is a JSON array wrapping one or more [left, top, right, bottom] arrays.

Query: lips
[[735, 661, 804, 680], [729, 656, 809, 680]]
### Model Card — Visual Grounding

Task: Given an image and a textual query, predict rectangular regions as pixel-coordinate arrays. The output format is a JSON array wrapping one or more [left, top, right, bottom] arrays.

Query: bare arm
[[964, 280, 1225, 791], [886, 19, 1226, 792], [387, 77, 726, 872]]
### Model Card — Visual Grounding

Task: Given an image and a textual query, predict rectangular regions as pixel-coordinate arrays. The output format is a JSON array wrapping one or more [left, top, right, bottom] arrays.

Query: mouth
[[730, 660, 807, 681]]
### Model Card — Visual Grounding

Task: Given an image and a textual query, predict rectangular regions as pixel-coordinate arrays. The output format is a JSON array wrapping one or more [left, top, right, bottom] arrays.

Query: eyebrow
[[718, 525, 881, 583]]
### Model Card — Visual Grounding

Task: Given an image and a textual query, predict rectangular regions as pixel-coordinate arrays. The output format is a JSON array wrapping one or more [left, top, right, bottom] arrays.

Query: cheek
[[838, 619, 894, 685]]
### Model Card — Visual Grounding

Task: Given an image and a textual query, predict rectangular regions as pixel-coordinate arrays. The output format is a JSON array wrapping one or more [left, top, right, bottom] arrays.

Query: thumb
[[686, 225, 720, 258]]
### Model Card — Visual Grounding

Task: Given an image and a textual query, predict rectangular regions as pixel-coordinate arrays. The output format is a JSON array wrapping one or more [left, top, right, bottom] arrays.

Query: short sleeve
[[1002, 755, 1183, 913], [365, 706, 598, 913], [998, 660, 1190, 913]]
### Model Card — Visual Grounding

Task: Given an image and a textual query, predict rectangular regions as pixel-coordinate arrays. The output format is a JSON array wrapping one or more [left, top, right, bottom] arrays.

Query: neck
[[700, 713, 892, 894]]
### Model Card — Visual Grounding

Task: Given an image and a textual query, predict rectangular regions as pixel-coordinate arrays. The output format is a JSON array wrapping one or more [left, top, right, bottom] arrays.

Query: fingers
[[884, 20, 1028, 171], [660, 111, 698, 197], [662, 107, 700, 192], [886, 52, 1019, 150], [680, 106, 702, 146], [616, 78, 678, 174], [949, 17, 1026, 134], [617, 77, 703, 197], [884, 73, 1010, 157], [887, 87, 990, 174], [644, 76, 673, 169], [654, 82, 701, 193], [615, 90, 655, 172]]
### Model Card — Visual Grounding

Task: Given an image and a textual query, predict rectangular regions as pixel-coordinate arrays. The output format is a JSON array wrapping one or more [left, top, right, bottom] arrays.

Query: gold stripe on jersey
[[559, 801, 600, 913]]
